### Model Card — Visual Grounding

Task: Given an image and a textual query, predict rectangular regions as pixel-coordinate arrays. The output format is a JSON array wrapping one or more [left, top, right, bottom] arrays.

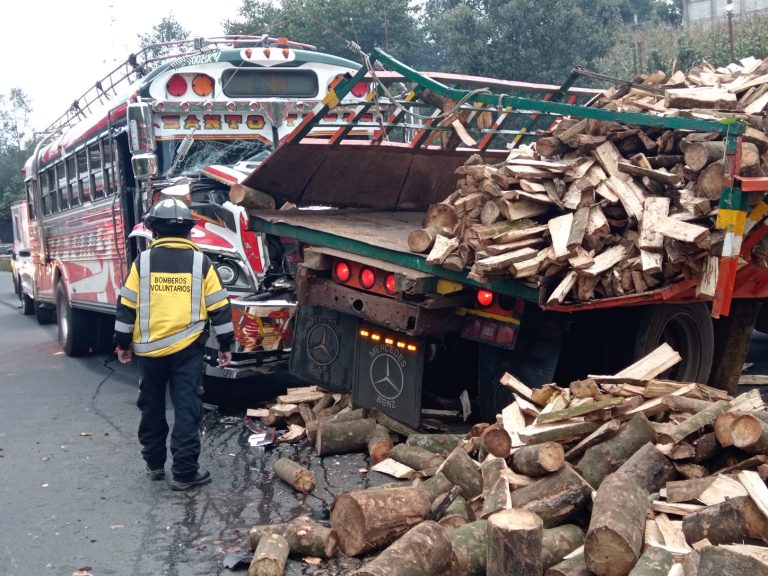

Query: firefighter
[[114, 197, 233, 491]]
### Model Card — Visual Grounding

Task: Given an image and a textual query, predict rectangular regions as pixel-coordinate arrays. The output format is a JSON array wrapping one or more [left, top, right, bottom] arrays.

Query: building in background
[[684, 0, 768, 27]]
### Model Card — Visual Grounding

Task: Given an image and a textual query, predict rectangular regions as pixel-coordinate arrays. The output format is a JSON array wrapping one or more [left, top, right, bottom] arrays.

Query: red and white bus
[[21, 35, 367, 377]]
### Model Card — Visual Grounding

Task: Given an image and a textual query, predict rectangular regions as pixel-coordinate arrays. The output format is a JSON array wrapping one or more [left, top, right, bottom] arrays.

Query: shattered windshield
[[159, 139, 273, 177]]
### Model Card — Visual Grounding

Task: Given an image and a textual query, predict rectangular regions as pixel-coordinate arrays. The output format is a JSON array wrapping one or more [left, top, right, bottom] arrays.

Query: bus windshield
[[159, 139, 272, 177]]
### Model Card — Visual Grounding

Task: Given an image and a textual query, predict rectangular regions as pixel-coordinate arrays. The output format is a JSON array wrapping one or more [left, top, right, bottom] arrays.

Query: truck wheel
[[21, 291, 35, 315], [56, 284, 92, 356], [633, 304, 714, 383], [35, 301, 56, 325]]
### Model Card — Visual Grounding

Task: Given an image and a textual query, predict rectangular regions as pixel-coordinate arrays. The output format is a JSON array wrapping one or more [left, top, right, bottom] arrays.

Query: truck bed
[[248, 208, 538, 301]]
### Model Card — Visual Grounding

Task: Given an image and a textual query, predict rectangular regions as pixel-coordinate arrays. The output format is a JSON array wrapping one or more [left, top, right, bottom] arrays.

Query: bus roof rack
[[38, 35, 317, 138]]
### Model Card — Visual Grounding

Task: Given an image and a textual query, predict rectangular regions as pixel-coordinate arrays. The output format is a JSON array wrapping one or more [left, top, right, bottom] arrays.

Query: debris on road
[[244, 344, 768, 575]]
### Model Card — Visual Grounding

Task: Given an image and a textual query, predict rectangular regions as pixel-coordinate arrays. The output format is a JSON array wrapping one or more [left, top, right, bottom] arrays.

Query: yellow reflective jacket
[[114, 237, 233, 357]]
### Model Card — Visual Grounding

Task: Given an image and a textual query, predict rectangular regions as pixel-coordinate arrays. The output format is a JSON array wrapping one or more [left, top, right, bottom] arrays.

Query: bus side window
[[66, 156, 80, 206], [56, 163, 68, 210], [102, 138, 114, 195], [26, 182, 35, 220], [78, 150, 91, 202], [89, 143, 103, 199], [41, 168, 57, 214]]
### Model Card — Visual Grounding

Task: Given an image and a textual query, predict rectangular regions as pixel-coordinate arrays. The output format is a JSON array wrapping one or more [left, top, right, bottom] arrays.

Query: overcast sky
[[0, 0, 243, 131]]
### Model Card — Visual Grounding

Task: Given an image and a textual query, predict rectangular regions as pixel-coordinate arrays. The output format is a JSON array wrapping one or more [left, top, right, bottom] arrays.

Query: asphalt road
[[0, 272, 377, 576], [1, 270, 766, 576]]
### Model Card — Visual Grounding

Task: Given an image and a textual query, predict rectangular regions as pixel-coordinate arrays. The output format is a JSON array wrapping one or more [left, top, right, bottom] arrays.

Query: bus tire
[[90, 313, 116, 355], [633, 303, 714, 383], [56, 284, 92, 357], [21, 291, 35, 315]]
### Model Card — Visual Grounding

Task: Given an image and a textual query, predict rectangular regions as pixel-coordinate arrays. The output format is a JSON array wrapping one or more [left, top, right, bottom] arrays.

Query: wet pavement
[[1, 271, 766, 576], [0, 273, 382, 576]]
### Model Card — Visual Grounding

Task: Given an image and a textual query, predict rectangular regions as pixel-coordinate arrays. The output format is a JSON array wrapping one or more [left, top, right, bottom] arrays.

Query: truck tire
[[56, 284, 92, 356], [35, 301, 56, 325], [633, 304, 714, 383], [21, 291, 34, 315]]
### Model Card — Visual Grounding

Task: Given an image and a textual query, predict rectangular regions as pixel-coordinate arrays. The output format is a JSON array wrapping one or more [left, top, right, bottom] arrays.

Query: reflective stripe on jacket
[[114, 237, 234, 357]]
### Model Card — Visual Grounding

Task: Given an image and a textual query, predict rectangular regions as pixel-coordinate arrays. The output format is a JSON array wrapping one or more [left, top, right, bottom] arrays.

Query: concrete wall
[[684, 0, 768, 27]]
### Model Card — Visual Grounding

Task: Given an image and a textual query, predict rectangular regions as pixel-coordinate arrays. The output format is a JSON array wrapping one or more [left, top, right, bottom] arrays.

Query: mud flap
[[289, 305, 359, 393]]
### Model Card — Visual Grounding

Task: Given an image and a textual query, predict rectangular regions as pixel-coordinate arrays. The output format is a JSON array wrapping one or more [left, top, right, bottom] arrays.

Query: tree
[[224, 0, 431, 68], [425, 0, 623, 84], [137, 14, 191, 61], [0, 88, 35, 241]]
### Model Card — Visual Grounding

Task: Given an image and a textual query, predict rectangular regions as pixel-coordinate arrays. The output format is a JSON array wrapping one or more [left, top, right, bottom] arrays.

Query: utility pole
[[726, 0, 735, 63]]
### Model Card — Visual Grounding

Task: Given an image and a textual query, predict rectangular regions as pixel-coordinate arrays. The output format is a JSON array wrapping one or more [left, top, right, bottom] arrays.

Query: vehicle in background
[[9, 201, 34, 313], [19, 35, 366, 377]]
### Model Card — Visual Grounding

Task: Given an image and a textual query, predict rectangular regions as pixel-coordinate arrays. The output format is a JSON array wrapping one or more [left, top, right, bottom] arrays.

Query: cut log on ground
[[545, 552, 592, 576], [480, 457, 512, 519], [480, 423, 513, 457], [448, 520, 488, 576], [248, 533, 289, 576], [406, 433, 465, 455], [627, 546, 674, 576], [698, 545, 768, 576], [681, 495, 768, 545], [418, 471, 453, 502], [508, 465, 593, 528], [613, 442, 676, 493], [487, 508, 544, 576], [389, 444, 445, 471], [316, 418, 376, 457], [585, 474, 650, 576], [273, 458, 316, 494], [511, 442, 566, 477], [541, 525, 586, 571], [438, 493, 470, 529], [351, 521, 458, 576], [330, 486, 432, 556], [442, 446, 484, 499], [367, 425, 394, 464], [577, 413, 656, 488]]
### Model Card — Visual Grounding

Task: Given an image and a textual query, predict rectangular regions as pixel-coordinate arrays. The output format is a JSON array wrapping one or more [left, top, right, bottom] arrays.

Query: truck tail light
[[360, 268, 376, 289], [477, 290, 494, 307], [385, 273, 396, 294], [192, 74, 214, 97], [335, 261, 351, 283]]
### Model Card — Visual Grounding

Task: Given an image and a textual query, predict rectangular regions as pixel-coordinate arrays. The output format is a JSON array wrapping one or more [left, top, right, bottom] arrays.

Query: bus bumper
[[204, 294, 296, 379]]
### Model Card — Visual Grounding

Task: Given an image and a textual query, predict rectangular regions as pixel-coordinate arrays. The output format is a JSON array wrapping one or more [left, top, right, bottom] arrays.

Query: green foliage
[[425, 0, 623, 84], [224, 0, 430, 66], [0, 89, 35, 241], [599, 13, 768, 78], [137, 14, 191, 60]]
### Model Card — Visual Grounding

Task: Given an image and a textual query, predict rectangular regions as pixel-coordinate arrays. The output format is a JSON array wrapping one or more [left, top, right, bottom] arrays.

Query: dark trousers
[[136, 341, 204, 480]]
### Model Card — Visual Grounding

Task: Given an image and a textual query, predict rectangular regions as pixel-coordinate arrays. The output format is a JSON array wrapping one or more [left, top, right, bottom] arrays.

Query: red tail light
[[166, 74, 187, 97], [351, 82, 370, 97], [385, 273, 396, 294], [335, 261, 351, 283], [360, 268, 376, 289], [477, 290, 494, 307]]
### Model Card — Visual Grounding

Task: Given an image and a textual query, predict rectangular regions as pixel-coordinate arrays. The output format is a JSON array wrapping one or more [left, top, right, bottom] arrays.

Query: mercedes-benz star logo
[[369, 353, 405, 400], [306, 323, 340, 367]]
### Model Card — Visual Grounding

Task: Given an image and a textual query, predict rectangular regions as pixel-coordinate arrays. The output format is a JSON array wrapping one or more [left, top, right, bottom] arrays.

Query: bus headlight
[[216, 262, 238, 285]]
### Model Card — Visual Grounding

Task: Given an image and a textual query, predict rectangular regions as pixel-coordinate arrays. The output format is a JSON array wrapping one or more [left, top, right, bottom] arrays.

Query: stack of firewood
[[244, 343, 768, 576], [408, 57, 768, 305]]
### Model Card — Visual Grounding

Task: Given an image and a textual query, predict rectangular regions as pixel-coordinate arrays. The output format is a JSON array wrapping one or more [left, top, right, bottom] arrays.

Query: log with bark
[[442, 446, 484, 499], [585, 473, 650, 576], [627, 546, 674, 576], [389, 444, 445, 471], [248, 533, 289, 576], [681, 495, 768, 545], [330, 486, 433, 556], [367, 425, 394, 464], [351, 521, 459, 576], [273, 458, 316, 494], [448, 520, 488, 576], [511, 442, 565, 477], [487, 508, 544, 576], [541, 525, 586, 571], [508, 465, 593, 528], [480, 457, 512, 519], [316, 418, 377, 457]]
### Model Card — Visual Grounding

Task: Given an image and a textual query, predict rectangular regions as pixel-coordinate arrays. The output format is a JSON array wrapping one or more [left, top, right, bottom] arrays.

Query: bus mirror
[[131, 153, 158, 181], [127, 102, 156, 154]]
